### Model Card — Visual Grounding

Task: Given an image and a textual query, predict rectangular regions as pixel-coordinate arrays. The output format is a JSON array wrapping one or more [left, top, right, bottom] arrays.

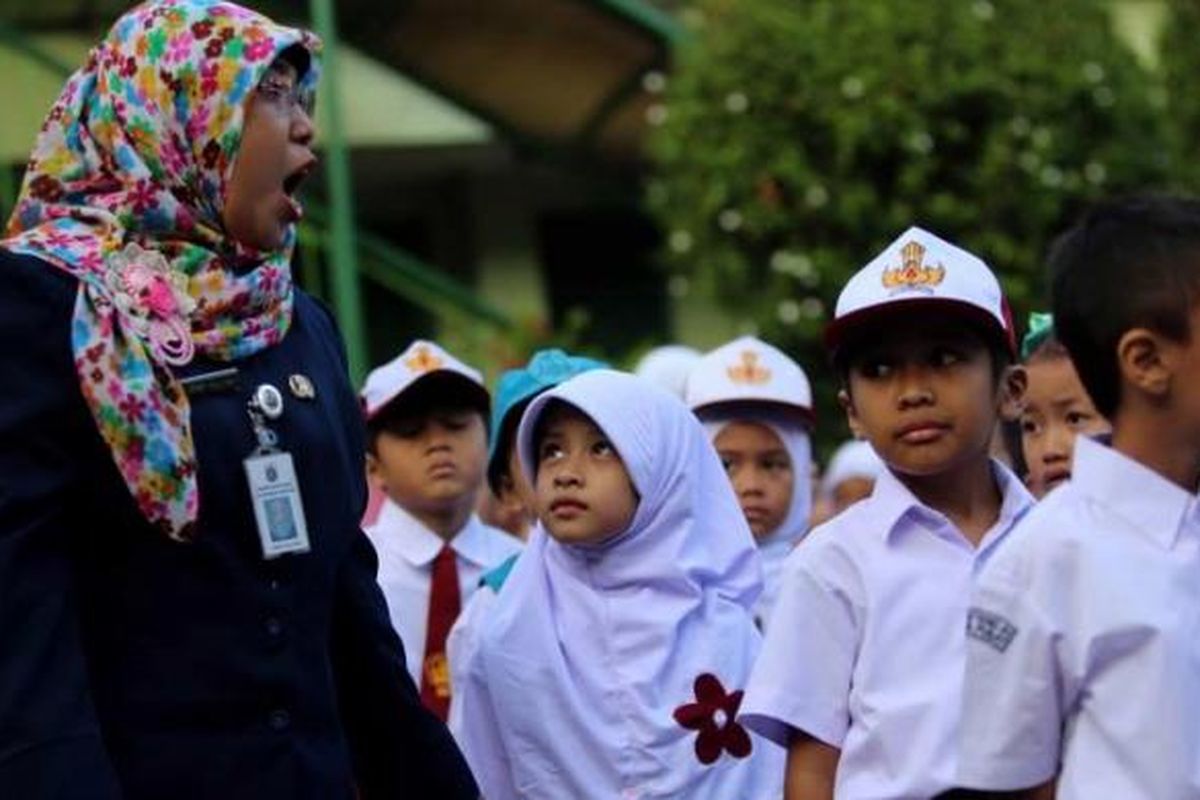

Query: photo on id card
[[244, 451, 311, 558]]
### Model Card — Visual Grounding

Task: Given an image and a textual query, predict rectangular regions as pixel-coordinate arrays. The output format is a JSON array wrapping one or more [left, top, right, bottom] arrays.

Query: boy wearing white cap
[[685, 335, 815, 627], [954, 197, 1200, 799], [740, 227, 1034, 799], [360, 340, 521, 723]]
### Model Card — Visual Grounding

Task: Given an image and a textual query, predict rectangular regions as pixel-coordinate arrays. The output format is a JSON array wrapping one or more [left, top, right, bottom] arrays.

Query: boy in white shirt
[[360, 340, 521, 722], [954, 196, 1200, 799], [740, 227, 1034, 799]]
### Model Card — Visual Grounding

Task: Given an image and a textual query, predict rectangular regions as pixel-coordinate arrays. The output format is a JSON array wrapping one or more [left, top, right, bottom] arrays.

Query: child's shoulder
[[473, 519, 524, 558], [783, 499, 885, 581], [980, 482, 1091, 588]]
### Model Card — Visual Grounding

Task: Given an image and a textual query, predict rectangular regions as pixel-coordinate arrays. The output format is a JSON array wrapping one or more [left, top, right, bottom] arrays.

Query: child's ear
[[999, 365, 1028, 421], [837, 388, 867, 440], [1117, 327, 1173, 400], [365, 451, 382, 485]]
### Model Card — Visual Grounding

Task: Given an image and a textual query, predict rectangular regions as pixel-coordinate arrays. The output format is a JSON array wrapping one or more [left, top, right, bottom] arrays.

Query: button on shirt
[[740, 461, 1033, 799], [957, 435, 1200, 798], [366, 500, 522, 685]]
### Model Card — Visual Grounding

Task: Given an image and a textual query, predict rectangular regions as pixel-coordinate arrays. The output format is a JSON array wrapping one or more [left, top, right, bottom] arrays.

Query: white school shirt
[[446, 550, 518, 741], [365, 499, 522, 684], [957, 434, 1200, 798], [740, 460, 1032, 799]]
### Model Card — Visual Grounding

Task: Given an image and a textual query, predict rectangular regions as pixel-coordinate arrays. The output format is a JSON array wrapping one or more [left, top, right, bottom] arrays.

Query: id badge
[[244, 451, 312, 559]]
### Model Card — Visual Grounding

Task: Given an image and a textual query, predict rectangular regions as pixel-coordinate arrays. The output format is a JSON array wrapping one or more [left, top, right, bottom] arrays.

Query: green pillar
[[308, 0, 368, 383]]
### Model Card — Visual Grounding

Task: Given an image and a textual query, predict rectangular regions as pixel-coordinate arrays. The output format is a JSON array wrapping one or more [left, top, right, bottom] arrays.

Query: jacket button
[[268, 709, 291, 731], [265, 617, 284, 638]]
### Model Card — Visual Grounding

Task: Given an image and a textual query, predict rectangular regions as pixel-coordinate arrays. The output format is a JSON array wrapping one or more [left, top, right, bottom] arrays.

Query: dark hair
[[1049, 194, 1200, 419], [833, 312, 1012, 388], [486, 396, 534, 495], [529, 399, 572, 465], [366, 374, 488, 454]]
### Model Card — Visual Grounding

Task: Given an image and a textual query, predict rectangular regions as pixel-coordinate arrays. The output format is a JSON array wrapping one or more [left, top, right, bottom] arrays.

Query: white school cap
[[633, 344, 702, 399], [825, 226, 1015, 357], [360, 339, 488, 421], [684, 335, 814, 423]]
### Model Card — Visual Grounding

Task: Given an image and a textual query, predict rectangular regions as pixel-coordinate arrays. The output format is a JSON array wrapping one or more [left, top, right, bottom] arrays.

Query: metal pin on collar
[[251, 383, 285, 420], [288, 374, 316, 400]]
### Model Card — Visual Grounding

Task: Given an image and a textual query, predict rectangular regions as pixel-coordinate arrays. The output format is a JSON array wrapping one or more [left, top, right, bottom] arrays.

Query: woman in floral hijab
[[0, 2, 476, 797], [5, 0, 321, 539]]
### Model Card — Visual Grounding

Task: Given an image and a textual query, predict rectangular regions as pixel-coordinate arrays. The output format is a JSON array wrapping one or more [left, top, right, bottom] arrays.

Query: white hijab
[[700, 408, 813, 627], [459, 370, 783, 800]]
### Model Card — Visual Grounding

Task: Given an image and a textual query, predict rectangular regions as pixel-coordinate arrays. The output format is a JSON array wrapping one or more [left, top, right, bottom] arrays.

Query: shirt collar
[[871, 459, 1033, 547], [373, 499, 496, 567], [1070, 434, 1196, 550]]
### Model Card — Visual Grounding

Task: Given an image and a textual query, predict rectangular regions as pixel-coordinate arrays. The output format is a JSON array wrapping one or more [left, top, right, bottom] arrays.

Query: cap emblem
[[727, 350, 772, 385], [405, 345, 444, 374], [882, 240, 945, 291]]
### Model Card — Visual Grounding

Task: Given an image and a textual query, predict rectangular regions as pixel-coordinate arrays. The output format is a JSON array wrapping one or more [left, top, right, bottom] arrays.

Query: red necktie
[[420, 545, 460, 720]]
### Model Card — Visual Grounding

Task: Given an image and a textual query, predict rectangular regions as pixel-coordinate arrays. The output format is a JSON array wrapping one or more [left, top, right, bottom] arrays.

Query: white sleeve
[[447, 586, 495, 741], [738, 546, 860, 748], [956, 555, 1064, 790], [457, 643, 521, 800]]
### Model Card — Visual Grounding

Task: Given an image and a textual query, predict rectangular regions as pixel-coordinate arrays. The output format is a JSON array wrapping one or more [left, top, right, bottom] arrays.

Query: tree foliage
[[647, 0, 1177, 443], [1160, 0, 1200, 188]]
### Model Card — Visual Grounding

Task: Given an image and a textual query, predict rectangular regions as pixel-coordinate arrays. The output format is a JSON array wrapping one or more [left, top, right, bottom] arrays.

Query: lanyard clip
[[247, 383, 285, 454]]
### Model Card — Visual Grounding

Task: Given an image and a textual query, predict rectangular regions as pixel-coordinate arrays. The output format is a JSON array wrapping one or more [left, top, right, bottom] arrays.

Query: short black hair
[[365, 374, 489, 454], [486, 396, 534, 495], [1049, 194, 1200, 419], [832, 312, 1012, 387]]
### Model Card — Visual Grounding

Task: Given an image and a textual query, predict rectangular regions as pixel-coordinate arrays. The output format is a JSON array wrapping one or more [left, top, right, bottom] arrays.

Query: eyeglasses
[[256, 73, 316, 117]]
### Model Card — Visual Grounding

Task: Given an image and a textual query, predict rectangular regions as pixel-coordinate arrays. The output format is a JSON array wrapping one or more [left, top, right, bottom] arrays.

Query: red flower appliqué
[[672, 673, 753, 765]]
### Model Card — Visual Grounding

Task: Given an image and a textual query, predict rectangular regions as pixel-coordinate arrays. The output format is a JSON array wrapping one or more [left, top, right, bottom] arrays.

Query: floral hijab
[[3, 0, 321, 540]]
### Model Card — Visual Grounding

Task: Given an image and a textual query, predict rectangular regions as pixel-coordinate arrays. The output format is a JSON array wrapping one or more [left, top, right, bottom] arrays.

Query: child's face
[[714, 421, 795, 540], [479, 442, 537, 541], [368, 408, 488, 516], [1021, 355, 1110, 497], [1159, 303, 1200, 448], [506, 443, 536, 510], [534, 404, 638, 546], [831, 476, 875, 513], [843, 324, 1002, 478]]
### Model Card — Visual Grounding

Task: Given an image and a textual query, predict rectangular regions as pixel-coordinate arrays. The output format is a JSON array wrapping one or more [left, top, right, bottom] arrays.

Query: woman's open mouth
[[280, 159, 316, 221]]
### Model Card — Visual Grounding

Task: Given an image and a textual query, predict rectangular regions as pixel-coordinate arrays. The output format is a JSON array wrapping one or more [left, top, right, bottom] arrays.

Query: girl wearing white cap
[[457, 370, 783, 799], [685, 335, 815, 627]]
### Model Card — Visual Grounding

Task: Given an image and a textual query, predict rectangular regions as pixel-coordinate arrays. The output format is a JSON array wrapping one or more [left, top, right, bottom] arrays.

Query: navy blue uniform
[[0, 248, 478, 799]]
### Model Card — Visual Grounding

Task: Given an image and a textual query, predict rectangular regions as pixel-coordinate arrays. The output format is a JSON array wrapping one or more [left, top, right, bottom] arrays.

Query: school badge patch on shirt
[[966, 607, 1018, 653]]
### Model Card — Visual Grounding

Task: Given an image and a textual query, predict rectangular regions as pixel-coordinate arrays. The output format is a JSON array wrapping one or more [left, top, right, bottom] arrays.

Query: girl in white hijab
[[685, 336, 815, 627], [457, 370, 783, 799]]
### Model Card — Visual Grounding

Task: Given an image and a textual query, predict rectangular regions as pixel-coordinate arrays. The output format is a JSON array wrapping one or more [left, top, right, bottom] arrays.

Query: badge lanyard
[[243, 383, 312, 559]]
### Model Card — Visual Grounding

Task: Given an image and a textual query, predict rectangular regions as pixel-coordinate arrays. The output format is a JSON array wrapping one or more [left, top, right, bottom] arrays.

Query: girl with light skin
[[458, 370, 783, 800]]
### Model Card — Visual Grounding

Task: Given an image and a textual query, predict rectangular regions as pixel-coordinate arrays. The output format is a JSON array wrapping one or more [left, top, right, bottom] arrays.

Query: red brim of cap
[[824, 297, 1017, 361], [362, 371, 491, 422]]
